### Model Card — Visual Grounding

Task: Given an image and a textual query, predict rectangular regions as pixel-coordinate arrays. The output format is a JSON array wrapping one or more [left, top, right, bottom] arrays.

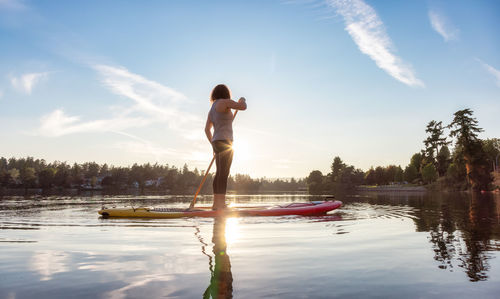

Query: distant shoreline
[[0, 187, 309, 197], [356, 185, 427, 192]]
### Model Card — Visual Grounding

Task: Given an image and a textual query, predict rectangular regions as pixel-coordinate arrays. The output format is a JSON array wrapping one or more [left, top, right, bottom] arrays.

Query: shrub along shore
[[306, 109, 499, 194]]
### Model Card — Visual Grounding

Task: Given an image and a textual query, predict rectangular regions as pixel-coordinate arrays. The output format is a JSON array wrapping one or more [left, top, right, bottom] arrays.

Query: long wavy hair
[[210, 84, 231, 102]]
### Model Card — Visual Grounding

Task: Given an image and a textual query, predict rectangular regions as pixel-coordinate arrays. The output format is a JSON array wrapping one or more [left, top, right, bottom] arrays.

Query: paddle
[[189, 110, 239, 209]]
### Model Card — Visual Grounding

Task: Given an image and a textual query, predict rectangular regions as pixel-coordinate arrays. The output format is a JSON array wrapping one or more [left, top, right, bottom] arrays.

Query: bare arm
[[228, 97, 247, 110], [216, 97, 247, 113], [204, 115, 213, 144]]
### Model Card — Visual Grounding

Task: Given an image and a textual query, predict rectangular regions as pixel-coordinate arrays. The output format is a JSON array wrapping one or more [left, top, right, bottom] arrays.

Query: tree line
[[0, 158, 305, 194], [306, 108, 499, 193]]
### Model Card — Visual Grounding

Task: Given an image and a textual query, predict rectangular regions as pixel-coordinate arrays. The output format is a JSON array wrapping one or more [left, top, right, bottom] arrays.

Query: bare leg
[[212, 194, 227, 210]]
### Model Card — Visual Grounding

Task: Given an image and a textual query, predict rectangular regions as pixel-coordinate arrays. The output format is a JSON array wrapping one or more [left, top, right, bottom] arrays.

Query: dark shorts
[[212, 140, 233, 194]]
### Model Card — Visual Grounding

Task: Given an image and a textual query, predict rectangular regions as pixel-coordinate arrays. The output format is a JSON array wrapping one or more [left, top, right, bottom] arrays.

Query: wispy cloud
[[93, 65, 199, 129], [477, 59, 500, 87], [428, 10, 459, 42], [326, 0, 424, 87], [38, 109, 152, 137], [38, 65, 200, 139], [10, 72, 49, 94]]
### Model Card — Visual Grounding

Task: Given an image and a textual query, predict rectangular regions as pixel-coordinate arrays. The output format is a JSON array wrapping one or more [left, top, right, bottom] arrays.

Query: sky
[[0, 0, 499, 178]]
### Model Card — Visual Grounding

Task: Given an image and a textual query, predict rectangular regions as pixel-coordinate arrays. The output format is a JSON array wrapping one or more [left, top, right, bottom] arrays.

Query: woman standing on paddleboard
[[205, 84, 247, 210]]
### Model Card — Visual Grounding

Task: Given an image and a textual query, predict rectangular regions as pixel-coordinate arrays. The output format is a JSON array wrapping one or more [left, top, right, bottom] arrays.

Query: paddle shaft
[[189, 110, 238, 209]]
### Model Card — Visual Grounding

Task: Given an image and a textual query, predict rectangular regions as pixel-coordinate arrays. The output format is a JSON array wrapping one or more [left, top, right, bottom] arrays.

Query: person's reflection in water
[[203, 217, 233, 299]]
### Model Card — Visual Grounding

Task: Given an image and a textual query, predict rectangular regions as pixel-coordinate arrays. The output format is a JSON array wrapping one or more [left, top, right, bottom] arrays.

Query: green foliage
[[421, 163, 438, 184], [0, 157, 6, 171], [374, 166, 386, 185], [54, 164, 71, 188], [82, 162, 100, 179], [306, 156, 365, 194], [410, 153, 423, 176], [466, 141, 493, 191], [436, 145, 451, 176], [99, 163, 109, 176], [233, 174, 261, 193], [101, 176, 114, 186], [403, 165, 419, 183], [364, 167, 376, 185], [307, 170, 325, 194], [482, 138, 500, 171], [110, 167, 129, 187], [394, 166, 404, 182], [0, 156, 305, 194], [20, 167, 36, 188], [90, 176, 98, 187], [8, 168, 20, 180], [305, 110, 495, 192], [336, 165, 364, 189], [70, 163, 84, 186], [330, 157, 364, 192], [330, 157, 345, 181], [38, 168, 56, 189], [364, 165, 404, 185], [448, 109, 483, 153], [384, 165, 400, 183], [424, 120, 449, 163], [0, 168, 19, 186], [259, 177, 304, 192], [448, 109, 493, 191], [445, 162, 467, 190]]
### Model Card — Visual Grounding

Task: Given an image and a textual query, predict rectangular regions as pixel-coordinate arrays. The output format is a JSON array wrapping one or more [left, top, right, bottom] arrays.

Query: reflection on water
[[30, 250, 69, 281], [352, 192, 500, 282], [203, 217, 233, 299], [411, 193, 500, 281], [1, 193, 500, 298]]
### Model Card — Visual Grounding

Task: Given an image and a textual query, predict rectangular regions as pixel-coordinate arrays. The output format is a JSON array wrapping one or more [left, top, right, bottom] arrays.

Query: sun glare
[[232, 139, 251, 162], [225, 218, 240, 245]]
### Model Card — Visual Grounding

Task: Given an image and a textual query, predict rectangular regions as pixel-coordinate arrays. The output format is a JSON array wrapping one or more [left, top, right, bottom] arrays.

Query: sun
[[232, 139, 251, 161]]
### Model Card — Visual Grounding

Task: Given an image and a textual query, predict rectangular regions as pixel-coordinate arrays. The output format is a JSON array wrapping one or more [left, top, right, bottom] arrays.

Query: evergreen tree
[[330, 156, 345, 182], [448, 109, 492, 191], [307, 170, 324, 194], [410, 152, 423, 177], [424, 120, 449, 163]]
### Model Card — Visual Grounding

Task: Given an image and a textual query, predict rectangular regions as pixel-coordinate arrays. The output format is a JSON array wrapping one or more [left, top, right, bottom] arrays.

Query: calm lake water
[[1, 192, 500, 298]]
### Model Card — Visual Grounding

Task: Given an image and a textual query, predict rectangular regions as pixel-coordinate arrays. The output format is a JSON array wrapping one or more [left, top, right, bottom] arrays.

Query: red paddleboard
[[98, 201, 342, 218]]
